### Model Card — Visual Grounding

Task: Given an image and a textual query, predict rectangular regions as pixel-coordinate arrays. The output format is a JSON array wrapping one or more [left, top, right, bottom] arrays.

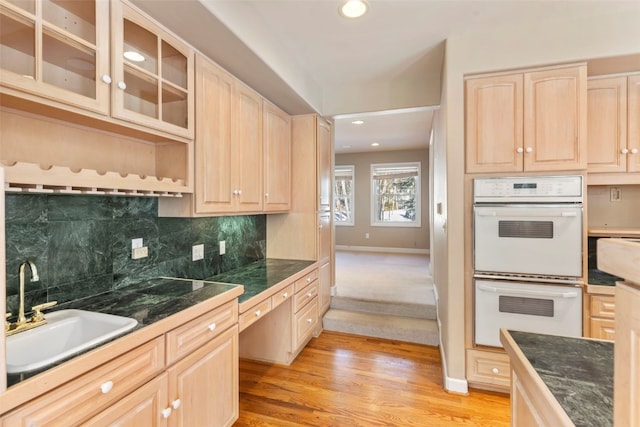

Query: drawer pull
[[100, 381, 113, 394], [255, 310, 261, 317], [208, 323, 217, 331], [307, 318, 313, 323], [306, 277, 311, 283], [492, 368, 499, 374], [162, 407, 172, 419], [172, 399, 182, 409], [307, 292, 313, 297], [283, 292, 288, 298]]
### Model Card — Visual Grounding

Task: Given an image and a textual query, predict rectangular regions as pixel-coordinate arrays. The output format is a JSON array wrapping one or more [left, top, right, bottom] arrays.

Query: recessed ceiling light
[[371, 142, 380, 147], [123, 51, 145, 62], [339, 0, 368, 19], [351, 120, 364, 125]]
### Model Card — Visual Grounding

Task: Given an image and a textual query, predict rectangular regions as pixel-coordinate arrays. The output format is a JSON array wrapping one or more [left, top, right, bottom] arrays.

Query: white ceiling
[[133, 0, 640, 154]]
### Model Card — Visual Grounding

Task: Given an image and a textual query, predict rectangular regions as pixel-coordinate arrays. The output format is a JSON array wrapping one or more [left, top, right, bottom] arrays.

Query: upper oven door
[[474, 204, 583, 278]]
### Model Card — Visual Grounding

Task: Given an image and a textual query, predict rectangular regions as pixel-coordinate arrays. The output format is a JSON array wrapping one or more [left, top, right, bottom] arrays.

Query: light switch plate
[[131, 238, 143, 249], [192, 244, 204, 261], [219, 241, 226, 255]]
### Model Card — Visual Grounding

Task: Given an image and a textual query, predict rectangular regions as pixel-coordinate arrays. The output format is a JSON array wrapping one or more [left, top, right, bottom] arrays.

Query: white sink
[[6, 309, 138, 374]]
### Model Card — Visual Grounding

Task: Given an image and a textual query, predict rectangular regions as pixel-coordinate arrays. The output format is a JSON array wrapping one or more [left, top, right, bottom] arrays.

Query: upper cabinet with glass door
[[0, 0, 110, 113], [111, 1, 194, 139]]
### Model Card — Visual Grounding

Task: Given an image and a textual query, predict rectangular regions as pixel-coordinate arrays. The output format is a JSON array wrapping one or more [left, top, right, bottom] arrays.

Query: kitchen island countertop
[[501, 330, 614, 427]]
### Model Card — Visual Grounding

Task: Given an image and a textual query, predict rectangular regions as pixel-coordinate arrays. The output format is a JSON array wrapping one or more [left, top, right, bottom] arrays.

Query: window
[[334, 165, 355, 225], [371, 162, 420, 227]]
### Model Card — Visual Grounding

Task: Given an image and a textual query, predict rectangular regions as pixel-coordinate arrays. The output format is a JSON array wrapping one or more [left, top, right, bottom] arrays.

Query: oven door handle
[[477, 283, 580, 299], [475, 211, 578, 218]]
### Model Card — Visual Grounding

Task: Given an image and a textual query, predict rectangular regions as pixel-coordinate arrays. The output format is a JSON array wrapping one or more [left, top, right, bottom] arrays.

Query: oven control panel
[[474, 175, 583, 203]]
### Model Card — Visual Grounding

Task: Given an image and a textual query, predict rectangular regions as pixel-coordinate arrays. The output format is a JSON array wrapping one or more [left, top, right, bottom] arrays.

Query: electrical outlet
[[610, 187, 621, 202], [365, 233, 370, 239], [132, 246, 148, 259], [131, 238, 143, 249], [192, 244, 204, 261], [219, 240, 226, 255]]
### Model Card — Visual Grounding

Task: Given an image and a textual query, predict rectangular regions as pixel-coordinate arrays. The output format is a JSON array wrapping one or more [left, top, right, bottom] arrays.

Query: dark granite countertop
[[588, 268, 622, 286], [7, 277, 241, 386], [6, 258, 313, 388], [509, 330, 614, 427], [206, 258, 316, 304]]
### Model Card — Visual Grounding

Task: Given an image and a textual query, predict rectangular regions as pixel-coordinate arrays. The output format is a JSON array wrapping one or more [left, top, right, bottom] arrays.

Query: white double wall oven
[[473, 175, 584, 347]]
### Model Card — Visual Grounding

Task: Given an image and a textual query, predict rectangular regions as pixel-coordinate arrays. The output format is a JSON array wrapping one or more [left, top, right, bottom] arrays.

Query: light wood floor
[[235, 331, 510, 426]]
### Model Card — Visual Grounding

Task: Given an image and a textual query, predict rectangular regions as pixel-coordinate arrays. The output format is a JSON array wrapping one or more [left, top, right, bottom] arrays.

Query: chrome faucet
[[17, 260, 39, 324]]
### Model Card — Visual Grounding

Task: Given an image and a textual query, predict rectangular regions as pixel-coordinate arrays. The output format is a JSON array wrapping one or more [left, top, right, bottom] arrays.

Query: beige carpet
[[334, 250, 435, 305]]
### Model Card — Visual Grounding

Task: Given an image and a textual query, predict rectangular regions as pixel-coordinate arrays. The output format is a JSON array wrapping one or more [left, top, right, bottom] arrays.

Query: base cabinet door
[[82, 374, 169, 427], [167, 326, 239, 427]]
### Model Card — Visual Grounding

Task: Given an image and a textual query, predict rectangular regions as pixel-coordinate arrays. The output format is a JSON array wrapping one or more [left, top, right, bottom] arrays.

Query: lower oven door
[[474, 279, 582, 347], [474, 204, 583, 277]]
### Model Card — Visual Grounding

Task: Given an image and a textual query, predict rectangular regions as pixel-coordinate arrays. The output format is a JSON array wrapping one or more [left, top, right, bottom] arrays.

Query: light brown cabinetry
[[267, 115, 334, 305], [588, 292, 616, 340], [111, 0, 194, 139], [166, 326, 238, 427], [614, 282, 640, 427], [466, 349, 511, 391], [1, 299, 240, 426], [1, 337, 165, 426], [0, 0, 193, 139], [587, 74, 640, 183], [466, 64, 587, 173], [161, 53, 292, 216], [238, 265, 320, 365], [263, 100, 291, 212], [0, 0, 193, 196]]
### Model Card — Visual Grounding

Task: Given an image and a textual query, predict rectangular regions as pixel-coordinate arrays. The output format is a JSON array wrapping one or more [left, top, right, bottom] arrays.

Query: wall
[[439, 3, 640, 388], [4, 194, 265, 316], [588, 185, 640, 228], [334, 149, 429, 252]]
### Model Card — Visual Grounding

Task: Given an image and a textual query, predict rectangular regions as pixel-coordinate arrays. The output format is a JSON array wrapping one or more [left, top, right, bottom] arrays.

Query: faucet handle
[[31, 301, 57, 322]]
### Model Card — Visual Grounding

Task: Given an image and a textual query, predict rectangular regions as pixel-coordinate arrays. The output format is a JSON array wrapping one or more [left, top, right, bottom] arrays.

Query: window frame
[[370, 162, 421, 228], [334, 164, 355, 226]]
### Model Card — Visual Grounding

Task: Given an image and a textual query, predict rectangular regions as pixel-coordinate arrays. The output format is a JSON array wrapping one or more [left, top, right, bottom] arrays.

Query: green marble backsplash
[[4, 194, 266, 315]]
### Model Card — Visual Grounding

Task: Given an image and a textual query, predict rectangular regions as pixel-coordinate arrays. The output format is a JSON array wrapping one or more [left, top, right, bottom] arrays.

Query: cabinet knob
[[255, 309, 261, 317], [307, 292, 313, 298], [307, 318, 313, 323], [283, 292, 288, 298], [237, 189, 242, 196], [208, 322, 216, 331], [117, 81, 127, 90], [525, 147, 533, 153], [100, 381, 114, 394], [516, 147, 524, 153], [631, 148, 639, 155], [307, 277, 311, 283], [161, 407, 172, 419], [622, 148, 629, 154], [171, 399, 181, 410], [492, 367, 499, 374], [265, 193, 269, 198], [101, 74, 112, 84]]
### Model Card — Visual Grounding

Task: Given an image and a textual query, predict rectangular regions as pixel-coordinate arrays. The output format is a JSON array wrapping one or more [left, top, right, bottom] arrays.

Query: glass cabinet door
[[112, 1, 193, 139], [0, 0, 109, 114]]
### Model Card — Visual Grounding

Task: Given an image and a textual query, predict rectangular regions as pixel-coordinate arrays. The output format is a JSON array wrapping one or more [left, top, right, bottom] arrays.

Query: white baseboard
[[433, 283, 469, 395], [335, 245, 429, 255]]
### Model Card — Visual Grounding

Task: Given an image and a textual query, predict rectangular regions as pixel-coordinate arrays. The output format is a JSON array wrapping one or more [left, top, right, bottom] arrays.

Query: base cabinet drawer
[[590, 318, 616, 340], [294, 281, 318, 312], [294, 297, 318, 350], [466, 349, 511, 390], [2, 337, 165, 426], [239, 299, 272, 332], [590, 295, 616, 318], [82, 374, 168, 427]]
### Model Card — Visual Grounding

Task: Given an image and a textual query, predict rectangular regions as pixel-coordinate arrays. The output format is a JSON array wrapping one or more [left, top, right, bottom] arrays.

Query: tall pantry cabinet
[[267, 114, 334, 316]]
